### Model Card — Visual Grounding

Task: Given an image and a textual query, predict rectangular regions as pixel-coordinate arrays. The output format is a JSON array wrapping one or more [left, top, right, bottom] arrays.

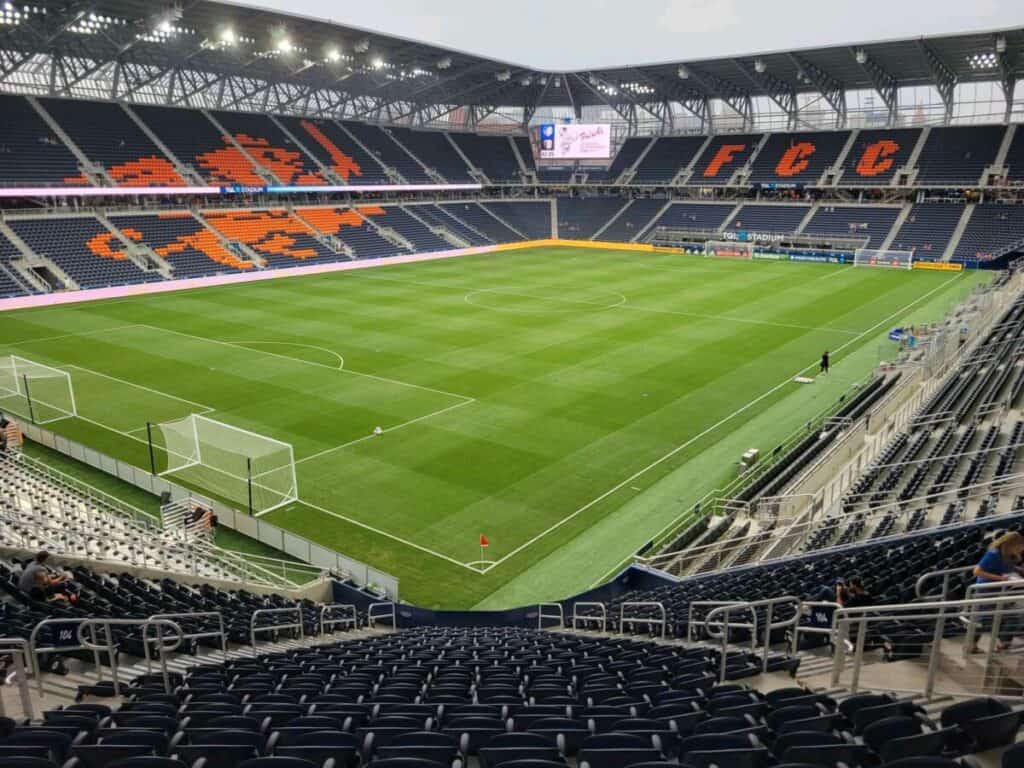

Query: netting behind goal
[[704, 240, 754, 260], [152, 414, 298, 515], [0, 355, 77, 424], [853, 248, 914, 270]]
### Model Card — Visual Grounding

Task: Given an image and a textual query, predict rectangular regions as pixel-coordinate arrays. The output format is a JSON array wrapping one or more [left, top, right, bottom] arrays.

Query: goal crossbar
[[704, 240, 755, 260], [0, 355, 77, 424], [853, 248, 914, 270], [151, 413, 298, 515]]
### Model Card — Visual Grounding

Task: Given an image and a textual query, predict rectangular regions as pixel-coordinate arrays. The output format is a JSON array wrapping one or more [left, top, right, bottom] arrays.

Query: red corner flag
[[479, 534, 489, 548]]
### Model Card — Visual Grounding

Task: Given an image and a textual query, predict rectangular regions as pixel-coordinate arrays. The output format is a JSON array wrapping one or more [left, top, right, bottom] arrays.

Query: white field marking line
[[3, 324, 144, 348], [136, 324, 473, 404], [61, 364, 216, 413], [350, 270, 858, 335], [295, 397, 476, 466], [269, 497, 481, 572], [227, 340, 345, 370], [817, 265, 857, 281], [476, 272, 966, 575]]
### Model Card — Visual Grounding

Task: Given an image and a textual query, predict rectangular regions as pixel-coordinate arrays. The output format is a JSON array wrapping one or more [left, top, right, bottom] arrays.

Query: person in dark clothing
[[820, 350, 830, 374], [18, 551, 72, 602], [836, 577, 872, 608]]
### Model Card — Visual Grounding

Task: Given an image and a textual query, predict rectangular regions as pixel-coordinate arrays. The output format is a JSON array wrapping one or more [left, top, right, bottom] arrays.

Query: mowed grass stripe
[[0, 247, 986, 607]]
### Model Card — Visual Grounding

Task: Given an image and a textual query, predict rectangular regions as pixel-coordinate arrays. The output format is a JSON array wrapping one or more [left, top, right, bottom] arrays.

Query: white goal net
[[703, 240, 755, 260], [853, 248, 914, 270], [0, 355, 77, 424], [152, 414, 298, 515]]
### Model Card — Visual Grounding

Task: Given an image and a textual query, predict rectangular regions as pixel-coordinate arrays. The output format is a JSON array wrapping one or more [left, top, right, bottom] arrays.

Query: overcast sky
[[238, 0, 1024, 70]]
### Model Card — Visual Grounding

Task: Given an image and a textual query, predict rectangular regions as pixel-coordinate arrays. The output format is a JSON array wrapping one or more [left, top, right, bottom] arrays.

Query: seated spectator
[[17, 551, 76, 602], [971, 531, 1024, 651], [836, 577, 873, 608]]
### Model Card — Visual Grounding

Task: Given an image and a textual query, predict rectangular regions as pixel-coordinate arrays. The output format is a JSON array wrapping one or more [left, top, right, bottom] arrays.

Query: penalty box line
[[477, 272, 967, 577]]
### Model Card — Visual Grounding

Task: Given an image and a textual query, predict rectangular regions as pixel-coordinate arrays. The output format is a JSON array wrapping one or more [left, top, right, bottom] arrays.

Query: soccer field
[[0, 246, 987, 608]]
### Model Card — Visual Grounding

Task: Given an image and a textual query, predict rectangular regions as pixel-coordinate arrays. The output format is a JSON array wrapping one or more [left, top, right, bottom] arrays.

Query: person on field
[[820, 350, 830, 375]]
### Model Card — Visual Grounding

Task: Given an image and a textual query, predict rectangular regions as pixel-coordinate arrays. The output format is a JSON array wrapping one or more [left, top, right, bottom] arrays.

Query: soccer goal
[[703, 240, 755, 260], [149, 414, 298, 515], [853, 248, 914, 270], [0, 355, 77, 424]]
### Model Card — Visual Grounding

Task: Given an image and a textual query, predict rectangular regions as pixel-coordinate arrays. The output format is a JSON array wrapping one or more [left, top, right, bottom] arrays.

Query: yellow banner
[[491, 239, 682, 254], [912, 261, 964, 272]]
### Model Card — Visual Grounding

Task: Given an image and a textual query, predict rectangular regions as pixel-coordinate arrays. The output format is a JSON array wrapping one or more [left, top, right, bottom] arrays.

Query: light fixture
[[326, 46, 340, 62], [276, 37, 292, 53], [967, 51, 998, 70], [520, 75, 532, 86], [436, 56, 452, 69], [495, 69, 511, 81], [753, 58, 766, 74], [677, 65, 689, 79], [372, 56, 385, 69], [354, 37, 370, 53], [219, 26, 235, 45], [996, 35, 1007, 53], [855, 48, 867, 65]]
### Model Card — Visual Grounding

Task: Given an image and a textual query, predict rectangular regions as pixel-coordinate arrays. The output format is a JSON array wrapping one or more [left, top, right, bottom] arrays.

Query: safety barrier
[[368, 602, 397, 629], [76, 618, 184, 696], [571, 602, 607, 633], [319, 604, 358, 634], [147, 611, 227, 663], [249, 607, 303, 655], [619, 601, 666, 639], [536, 602, 564, 629], [0, 638, 33, 718]]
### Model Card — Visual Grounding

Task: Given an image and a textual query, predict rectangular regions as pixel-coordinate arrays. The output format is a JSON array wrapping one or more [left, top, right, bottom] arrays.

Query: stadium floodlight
[[677, 65, 689, 79], [372, 57, 385, 69], [754, 58, 766, 74], [855, 48, 868, 65], [326, 46, 341, 62], [151, 414, 298, 516], [520, 76, 532, 86], [496, 69, 511, 82], [996, 35, 1007, 53], [0, 355, 77, 425], [219, 27, 235, 45], [437, 56, 452, 69], [276, 37, 293, 53]]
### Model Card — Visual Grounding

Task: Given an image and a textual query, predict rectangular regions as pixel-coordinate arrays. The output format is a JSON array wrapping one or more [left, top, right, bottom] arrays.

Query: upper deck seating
[[40, 98, 185, 186], [0, 94, 86, 186], [340, 123, 430, 183], [748, 131, 850, 185], [632, 136, 708, 184], [388, 128, 473, 183], [277, 117, 390, 184], [449, 134, 522, 183], [840, 128, 921, 185], [208, 110, 326, 185], [687, 134, 763, 184], [914, 126, 1006, 185], [132, 105, 263, 185]]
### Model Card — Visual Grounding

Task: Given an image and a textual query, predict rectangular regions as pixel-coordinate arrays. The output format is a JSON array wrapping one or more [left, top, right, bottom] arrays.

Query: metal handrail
[[76, 618, 184, 696], [0, 638, 34, 718], [537, 602, 564, 629], [619, 601, 666, 639], [367, 602, 396, 629], [916, 565, 975, 599], [703, 603, 757, 683], [147, 611, 227, 663], [30, 617, 103, 696], [572, 602, 607, 633], [791, 600, 842, 655], [249, 607, 303, 655], [319, 604, 357, 634], [830, 592, 1024, 698]]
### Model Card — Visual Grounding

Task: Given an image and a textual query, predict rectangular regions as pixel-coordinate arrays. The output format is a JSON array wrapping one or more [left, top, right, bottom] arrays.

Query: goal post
[[703, 240, 755, 260], [150, 413, 298, 515], [0, 355, 77, 424], [853, 248, 914, 270]]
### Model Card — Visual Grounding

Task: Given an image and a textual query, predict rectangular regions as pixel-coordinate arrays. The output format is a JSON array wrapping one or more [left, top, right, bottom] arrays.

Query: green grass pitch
[[0, 246, 987, 608]]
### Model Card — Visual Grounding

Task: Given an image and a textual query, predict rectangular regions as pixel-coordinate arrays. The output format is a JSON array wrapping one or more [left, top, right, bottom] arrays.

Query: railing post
[[830, 616, 849, 688], [850, 616, 868, 693], [924, 605, 946, 700]]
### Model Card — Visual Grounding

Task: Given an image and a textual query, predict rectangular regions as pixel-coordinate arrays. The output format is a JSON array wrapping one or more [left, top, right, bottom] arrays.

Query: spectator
[[836, 577, 872, 608], [971, 531, 1024, 651], [17, 551, 74, 602]]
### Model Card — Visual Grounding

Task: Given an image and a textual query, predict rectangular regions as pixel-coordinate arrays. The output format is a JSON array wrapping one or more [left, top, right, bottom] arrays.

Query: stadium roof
[[0, 1, 1021, 131]]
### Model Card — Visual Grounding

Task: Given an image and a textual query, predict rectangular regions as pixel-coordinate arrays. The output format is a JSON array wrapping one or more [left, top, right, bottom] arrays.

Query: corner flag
[[480, 534, 489, 548]]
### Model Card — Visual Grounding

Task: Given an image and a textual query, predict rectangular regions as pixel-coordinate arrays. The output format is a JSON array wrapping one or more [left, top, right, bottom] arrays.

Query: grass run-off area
[[0, 246, 988, 608]]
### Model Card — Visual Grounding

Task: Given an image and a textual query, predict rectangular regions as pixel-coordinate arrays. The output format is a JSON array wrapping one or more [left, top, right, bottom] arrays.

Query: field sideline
[[0, 246, 986, 608]]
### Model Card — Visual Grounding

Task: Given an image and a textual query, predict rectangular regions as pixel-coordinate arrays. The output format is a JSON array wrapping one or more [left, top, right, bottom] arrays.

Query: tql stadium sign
[[722, 231, 786, 243]]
